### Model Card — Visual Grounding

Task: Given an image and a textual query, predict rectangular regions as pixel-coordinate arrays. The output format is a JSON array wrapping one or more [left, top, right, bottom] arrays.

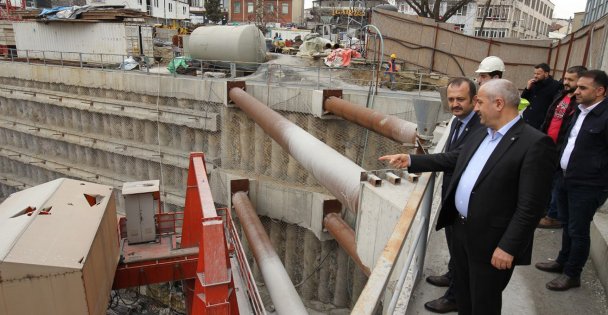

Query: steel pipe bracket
[[226, 81, 246, 106]]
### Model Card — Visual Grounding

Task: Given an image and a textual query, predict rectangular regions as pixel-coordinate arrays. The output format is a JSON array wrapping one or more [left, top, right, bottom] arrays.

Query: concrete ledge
[[591, 211, 608, 303]]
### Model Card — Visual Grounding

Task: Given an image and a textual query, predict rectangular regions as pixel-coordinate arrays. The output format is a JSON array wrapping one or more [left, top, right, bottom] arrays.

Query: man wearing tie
[[423, 77, 483, 313], [380, 79, 556, 314]]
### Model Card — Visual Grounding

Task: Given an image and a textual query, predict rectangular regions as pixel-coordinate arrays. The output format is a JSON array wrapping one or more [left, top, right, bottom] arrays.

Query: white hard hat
[[475, 56, 505, 73]]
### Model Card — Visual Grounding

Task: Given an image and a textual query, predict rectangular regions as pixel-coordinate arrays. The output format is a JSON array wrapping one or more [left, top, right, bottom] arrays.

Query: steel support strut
[[232, 191, 308, 315], [228, 86, 365, 213], [323, 213, 371, 276], [324, 95, 418, 144]]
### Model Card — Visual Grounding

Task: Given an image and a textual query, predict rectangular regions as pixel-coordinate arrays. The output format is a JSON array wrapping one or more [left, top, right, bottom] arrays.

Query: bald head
[[475, 79, 521, 130], [479, 79, 521, 108]]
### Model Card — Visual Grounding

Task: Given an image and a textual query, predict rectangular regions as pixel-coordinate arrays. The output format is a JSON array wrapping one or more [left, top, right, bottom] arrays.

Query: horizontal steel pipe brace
[[324, 96, 417, 144]]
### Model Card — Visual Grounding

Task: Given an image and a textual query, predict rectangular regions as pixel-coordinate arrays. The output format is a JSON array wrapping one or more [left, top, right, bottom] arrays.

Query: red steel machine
[[112, 153, 265, 314]]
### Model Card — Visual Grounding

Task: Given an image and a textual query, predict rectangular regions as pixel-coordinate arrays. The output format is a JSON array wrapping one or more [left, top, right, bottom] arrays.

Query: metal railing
[[0, 48, 444, 93]]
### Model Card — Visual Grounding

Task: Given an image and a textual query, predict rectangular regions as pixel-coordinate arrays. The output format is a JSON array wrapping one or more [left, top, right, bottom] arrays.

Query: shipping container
[[12, 21, 153, 63]]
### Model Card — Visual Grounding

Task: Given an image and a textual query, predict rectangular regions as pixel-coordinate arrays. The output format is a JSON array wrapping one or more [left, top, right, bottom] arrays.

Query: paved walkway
[[406, 225, 608, 314]]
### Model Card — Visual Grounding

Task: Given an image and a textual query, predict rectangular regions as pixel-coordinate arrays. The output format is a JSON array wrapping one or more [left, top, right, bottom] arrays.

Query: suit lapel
[[453, 114, 480, 148], [472, 120, 525, 189]]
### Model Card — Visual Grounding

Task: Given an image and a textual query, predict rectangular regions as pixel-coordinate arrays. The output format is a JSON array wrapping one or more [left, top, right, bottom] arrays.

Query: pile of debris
[[19, 5, 147, 22]]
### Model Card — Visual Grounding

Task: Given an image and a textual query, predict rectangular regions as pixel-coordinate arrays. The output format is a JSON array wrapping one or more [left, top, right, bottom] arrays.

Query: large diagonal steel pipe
[[324, 96, 418, 144], [229, 87, 365, 213], [232, 191, 308, 315], [324, 212, 371, 276]]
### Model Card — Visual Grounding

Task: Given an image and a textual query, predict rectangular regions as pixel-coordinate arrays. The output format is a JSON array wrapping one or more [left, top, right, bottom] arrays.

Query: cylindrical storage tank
[[189, 25, 266, 64]]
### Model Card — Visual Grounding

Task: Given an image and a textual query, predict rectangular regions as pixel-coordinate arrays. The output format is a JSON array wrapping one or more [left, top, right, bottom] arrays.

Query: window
[[475, 28, 507, 38], [168, 2, 172, 12], [455, 24, 465, 32], [247, 2, 253, 13], [282, 3, 289, 14], [183, 6, 186, 14], [154, 0, 158, 7], [234, 2, 241, 13], [138, 0, 142, 5], [267, 3, 274, 12]]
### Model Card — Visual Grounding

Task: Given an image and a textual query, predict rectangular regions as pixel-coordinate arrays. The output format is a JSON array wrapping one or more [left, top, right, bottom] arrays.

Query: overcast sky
[[304, 0, 588, 19], [551, 0, 587, 19]]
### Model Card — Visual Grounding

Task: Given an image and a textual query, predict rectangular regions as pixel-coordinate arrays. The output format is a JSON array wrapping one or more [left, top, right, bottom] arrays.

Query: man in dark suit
[[423, 77, 483, 313], [535, 70, 608, 291], [380, 79, 556, 315], [522, 63, 562, 130]]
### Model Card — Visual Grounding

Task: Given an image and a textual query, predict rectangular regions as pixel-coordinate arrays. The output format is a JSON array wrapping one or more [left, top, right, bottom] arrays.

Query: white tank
[[189, 25, 266, 64]]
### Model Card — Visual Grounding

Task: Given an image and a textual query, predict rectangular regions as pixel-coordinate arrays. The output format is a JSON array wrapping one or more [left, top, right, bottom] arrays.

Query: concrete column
[[253, 124, 267, 175], [181, 127, 194, 152], [84, 147, 94, 167], [158, 122, 170, 147], [220, 107, 235, 168], [148, 161, 160, 182], [102, 114, 112, 135], [344, 126, 360, 163], [269, 219, 285, 261], [284, 224, 302, 285], [333, 248, 349, 307], [194, 130, 205, 152], [144, 120, 156, 145], [239, 112, 252, 171], [122, 117, 133, 140], [134, 119, 145, 142], [135, 157, 147, 180], [170, 125, 180, 150], [63, 108, 73, 130], [164, 165, 175, 188], [270, 141, 283, 180], [91, 113, 103, 135], [207, 132, 220, 161], [317, 241, 333, 304], [302, 230, 320, 301], [71, 109, 82, 132], [110, 116, 122, 138], [106, 152, 115, 174]]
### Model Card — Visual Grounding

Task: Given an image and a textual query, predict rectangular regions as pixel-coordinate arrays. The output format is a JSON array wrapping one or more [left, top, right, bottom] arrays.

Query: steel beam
[[228, 86, 364, 213], [323, 213, 370, 276], [324, 95, 417, 144], [232, 191, 307, 315]]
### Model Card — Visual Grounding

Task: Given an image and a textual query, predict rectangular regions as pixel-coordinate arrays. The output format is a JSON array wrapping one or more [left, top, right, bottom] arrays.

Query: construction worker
[[475, 56, 505, 86], [383, 53, 398, 90]]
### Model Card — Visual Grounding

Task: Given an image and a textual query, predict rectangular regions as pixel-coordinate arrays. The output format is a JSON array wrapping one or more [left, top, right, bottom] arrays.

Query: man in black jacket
[[423, 77, 483, 313], [522, 63, 562, 129], [381, 79, 556, 314], [537, 66, 587, 229], [536, 70, 608, 291]]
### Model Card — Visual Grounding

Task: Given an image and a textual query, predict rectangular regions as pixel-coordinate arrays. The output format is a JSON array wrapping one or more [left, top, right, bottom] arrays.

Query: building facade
[[87, 0, 190, 20], [397, 0, 554, 39], [228, 0, 305, 25], [583, 0, 608, 26]]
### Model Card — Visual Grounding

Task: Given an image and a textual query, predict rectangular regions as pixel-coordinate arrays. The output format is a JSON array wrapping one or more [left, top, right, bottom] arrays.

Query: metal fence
[[0, 48, 444, 93]]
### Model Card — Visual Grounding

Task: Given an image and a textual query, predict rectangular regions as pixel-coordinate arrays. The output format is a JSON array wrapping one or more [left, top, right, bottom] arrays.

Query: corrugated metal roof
[[0, 178, 114, 270]]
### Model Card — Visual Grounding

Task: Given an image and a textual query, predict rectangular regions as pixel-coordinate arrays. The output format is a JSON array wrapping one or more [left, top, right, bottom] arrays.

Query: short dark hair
[[448, 77, 477, 100], [489, 70, 503, 79], [566, 65, 587, 77], [580, 69, 608, 90], [535, 63, 551, 73]]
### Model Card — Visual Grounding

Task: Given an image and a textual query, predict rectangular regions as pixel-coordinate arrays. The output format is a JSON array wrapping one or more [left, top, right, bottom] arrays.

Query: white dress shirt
[[560, 101, 601, 170]]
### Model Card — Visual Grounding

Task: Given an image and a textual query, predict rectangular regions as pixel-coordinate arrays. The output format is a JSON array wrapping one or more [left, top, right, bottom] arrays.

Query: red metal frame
[[113, 153, 245, 315]]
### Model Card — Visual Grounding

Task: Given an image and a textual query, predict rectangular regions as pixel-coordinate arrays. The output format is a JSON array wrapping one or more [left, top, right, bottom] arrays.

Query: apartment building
[[228, 0, 305, 25], [87, 0, 190, 20], [583, 0, 608, 26], [397, 0, 554, 39]]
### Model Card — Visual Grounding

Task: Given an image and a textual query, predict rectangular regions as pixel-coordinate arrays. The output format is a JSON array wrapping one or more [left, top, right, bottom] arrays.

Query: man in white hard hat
[[475, 56, 505, 86]]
